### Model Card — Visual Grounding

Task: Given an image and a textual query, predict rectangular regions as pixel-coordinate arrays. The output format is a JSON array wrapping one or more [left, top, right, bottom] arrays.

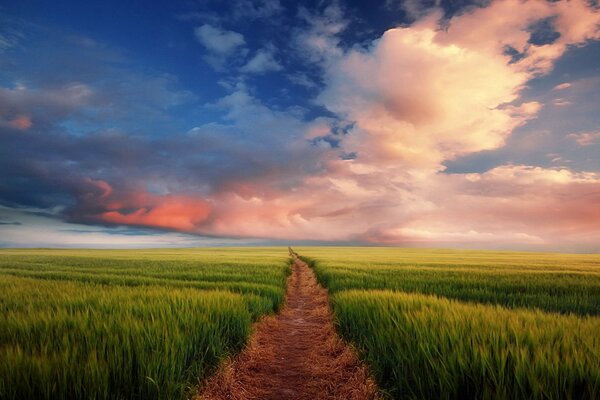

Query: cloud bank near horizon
[[1, 0, 600, 250]]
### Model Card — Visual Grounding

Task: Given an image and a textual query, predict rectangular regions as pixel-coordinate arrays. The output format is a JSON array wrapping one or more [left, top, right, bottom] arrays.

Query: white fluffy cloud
[[319, 1, 600, 172]]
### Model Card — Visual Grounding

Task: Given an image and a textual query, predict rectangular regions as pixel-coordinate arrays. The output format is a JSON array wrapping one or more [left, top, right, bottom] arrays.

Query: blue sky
[[1, 0, 600, 250]]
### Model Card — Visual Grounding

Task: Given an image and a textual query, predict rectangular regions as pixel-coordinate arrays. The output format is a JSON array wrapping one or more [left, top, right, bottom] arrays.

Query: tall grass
[[300, 247, 600, 399], [333, 290, 600, 399], [0, 248, 290, 399]]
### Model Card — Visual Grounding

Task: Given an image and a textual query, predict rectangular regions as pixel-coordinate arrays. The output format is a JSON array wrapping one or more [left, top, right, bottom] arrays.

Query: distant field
[[298, 247, 600, 399], [0, 248, 290, 400]]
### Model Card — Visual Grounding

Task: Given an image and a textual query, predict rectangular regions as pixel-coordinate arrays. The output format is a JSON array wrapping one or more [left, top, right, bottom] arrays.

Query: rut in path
[[198, 253, 381, 400]]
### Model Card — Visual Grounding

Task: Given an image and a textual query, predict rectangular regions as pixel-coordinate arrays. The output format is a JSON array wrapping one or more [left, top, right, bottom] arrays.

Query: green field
[[0, 248, 290, 399], [298, 247, 600, 399], [2, 247, 600, 400]]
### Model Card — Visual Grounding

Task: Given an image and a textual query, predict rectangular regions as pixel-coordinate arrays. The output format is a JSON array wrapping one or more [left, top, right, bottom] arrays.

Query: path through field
[[198, 254, 380, 400]]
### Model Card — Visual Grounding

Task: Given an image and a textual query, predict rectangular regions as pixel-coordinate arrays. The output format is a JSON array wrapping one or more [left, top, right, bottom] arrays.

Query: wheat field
[[298, 247, 600, 399], [0, 248, 290, 399]]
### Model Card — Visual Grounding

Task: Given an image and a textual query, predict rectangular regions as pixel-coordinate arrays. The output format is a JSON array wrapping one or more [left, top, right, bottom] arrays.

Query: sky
[[1, 0, 599, 251]]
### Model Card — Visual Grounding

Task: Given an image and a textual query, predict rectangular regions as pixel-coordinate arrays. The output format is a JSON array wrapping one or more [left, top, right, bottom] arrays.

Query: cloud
[[317, 0, 600, 173], [287, 72, 317, 88], [194, 24, 248, 69], [100, 194, 211, 232], [2, 0, 600, 250], [568, 131, 600, 146], [194, 24, 245, 55], [420, 165, 600, 243], [552, 98, 572, 107], [277, 0, 600, 248], [553, 82, 572, 90], [436, 0, 600, 74], [319, 21, 530, 170], [0, 37, 194, 133], [240, 48, 282, 74], [2, 114, 31, 130], [0, 83, 93, 130], [0, 74, 340, 238], [0, 15, 24, 54], [294, 3, 348, 64], [321, 163, 600, 250], [0, 221, 21, 226], [0, 205, 257, 248]]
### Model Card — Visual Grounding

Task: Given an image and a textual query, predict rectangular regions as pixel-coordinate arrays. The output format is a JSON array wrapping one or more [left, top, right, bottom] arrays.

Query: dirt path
[[198, 254, 381, 400]]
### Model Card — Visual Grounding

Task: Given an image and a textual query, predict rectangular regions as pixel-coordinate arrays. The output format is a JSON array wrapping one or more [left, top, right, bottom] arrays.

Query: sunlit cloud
[[568, 131, 600, 146], [553, 82, 572, 91]]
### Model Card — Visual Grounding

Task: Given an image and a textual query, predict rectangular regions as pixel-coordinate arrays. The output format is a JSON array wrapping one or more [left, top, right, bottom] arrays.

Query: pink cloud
[[79, 160, 600, 249], [84, 178, 113, 198], [437, 0, 600, 74], [568, 131, 600, 146], [8, 115, 32, 130], [77, 180, 211, 233], [553, 82, 572, 91], [553, 98, 572, 107], [100, 194, 211, 232], [361, 165, 600, 246], [304, 119, 333, 139]]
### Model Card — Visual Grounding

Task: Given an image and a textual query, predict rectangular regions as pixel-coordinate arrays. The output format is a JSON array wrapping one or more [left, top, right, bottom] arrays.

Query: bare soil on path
[[198, 254, 381, 400]]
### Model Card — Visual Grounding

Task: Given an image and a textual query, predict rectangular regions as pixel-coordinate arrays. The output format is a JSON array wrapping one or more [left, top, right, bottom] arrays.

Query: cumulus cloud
[[319, 0, 600, 172], [319, 27, 532, 169]]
